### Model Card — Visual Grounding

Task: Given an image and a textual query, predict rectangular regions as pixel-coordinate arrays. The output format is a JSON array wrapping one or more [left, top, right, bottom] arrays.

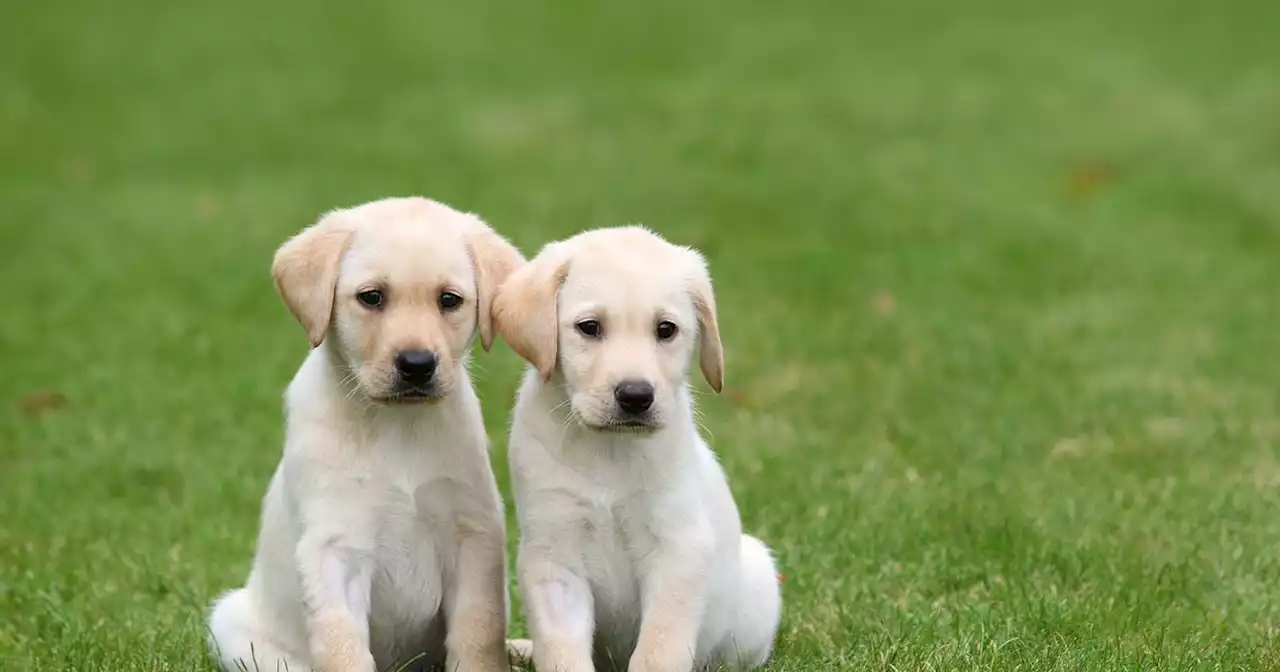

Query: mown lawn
[[2, 0, 1279, 669]]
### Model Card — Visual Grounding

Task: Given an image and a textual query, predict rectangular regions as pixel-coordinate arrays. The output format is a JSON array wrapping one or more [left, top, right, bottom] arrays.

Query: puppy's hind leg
[[717, 535, 781, 670], [506, 638, 534, 669], [209, 589, 308, 672], [506, 638, 534, 661]]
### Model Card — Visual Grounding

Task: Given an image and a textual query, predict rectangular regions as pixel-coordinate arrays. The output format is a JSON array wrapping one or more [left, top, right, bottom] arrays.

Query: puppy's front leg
[[297, 529, 376, 672], [629, 529, 714, 672], [519, 553, 596, 672], [444, 509, 511, 672]]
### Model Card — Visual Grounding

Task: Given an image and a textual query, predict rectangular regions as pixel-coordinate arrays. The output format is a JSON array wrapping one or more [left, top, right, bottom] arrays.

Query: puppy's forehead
[[341, 210, 473, 284], [561, 229, 694, 312]]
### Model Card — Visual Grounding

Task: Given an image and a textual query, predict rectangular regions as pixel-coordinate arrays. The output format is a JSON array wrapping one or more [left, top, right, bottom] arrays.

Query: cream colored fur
[[495, 227, 781, 672], [208, 197, 522, 672]]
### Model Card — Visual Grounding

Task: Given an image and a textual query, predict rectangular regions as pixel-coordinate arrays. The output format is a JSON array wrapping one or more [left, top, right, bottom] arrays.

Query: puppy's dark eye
[[576, 319, 602, 338], [439, 291, 463, 311], [356, 289, 384, 309], [656, 320, 678, 341]]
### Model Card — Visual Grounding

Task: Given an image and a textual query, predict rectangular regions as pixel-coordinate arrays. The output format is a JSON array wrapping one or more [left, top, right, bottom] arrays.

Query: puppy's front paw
[[446, 632, 512, 672], [310, 611, 376, 672], [346, 652, 378, 672], [629, 648, 695, 672], [447, 650, 511, 672], [318, 649, 376, 672]]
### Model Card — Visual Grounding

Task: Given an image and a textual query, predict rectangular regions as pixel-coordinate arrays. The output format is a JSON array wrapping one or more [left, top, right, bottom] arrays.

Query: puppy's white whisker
[[696, 422, 715, 441], [559, 407, 582, 431]]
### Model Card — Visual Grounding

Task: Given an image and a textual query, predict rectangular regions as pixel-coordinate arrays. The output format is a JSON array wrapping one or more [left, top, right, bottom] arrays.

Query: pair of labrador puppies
[[207, 197, 781, 672]]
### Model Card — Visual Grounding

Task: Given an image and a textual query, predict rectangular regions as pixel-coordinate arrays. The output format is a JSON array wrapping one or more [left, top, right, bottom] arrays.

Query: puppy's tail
[[209, 588, 307, 672], [729, 535, 782, 669]]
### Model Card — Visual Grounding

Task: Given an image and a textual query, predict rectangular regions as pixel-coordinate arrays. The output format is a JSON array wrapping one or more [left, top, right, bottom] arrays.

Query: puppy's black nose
[[614, 380, 655, 414], [395, 349, 438, 385]]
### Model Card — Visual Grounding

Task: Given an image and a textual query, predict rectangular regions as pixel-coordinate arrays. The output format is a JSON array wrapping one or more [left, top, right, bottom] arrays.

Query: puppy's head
[[494, 226, 722, 432], [273, 197, 523, 404]]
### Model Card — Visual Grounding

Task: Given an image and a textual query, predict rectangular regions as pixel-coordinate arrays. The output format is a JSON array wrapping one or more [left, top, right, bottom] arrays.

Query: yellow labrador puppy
[[208, 197, 522, 672], [495, 227, 781, 672]]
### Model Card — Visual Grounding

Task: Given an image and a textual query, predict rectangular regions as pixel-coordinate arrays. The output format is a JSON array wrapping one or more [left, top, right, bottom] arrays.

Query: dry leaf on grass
[[20, 390, 68, 415], [1065, 161, 1115, 200], [724, 387, 752, 408], [871, 291, 896, 315], [196, 193, 223, 219]]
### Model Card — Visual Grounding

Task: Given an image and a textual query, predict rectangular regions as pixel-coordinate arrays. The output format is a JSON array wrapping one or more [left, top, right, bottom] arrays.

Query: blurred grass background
[[2, 0, 1279, 669]]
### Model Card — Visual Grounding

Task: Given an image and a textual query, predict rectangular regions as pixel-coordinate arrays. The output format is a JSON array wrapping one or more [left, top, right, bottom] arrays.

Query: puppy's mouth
[[566, 398, 661, 433], [375, 387, 443, 405], [590, 418, 660, 433]]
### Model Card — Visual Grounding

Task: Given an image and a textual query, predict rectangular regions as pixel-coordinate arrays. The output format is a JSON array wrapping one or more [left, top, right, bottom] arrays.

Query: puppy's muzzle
[[392, 349, 438, 399]]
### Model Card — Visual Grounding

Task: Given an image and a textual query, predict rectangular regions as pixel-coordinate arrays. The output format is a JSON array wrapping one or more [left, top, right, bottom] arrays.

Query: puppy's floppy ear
[[492, 243, 571, 379], [687, 250, 724, 393], [272, 212, 354, 348], [462, 215, 526, 352]]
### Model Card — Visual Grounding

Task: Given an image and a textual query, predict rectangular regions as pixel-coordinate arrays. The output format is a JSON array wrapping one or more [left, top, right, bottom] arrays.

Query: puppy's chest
[[372, 458, 459, 533], [576, 496, 660, 604], [365, 460, 460, 632], [361, 446, 461, 555]]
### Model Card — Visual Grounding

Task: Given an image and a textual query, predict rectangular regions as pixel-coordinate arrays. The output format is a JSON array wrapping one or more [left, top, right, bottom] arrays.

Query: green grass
[[3, 0, 1280, 669]]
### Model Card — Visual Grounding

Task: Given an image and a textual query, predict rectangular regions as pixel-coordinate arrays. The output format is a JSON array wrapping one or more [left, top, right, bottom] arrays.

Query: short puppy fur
[[496, 227, 781, 671], [208, 197, 523, 672]]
